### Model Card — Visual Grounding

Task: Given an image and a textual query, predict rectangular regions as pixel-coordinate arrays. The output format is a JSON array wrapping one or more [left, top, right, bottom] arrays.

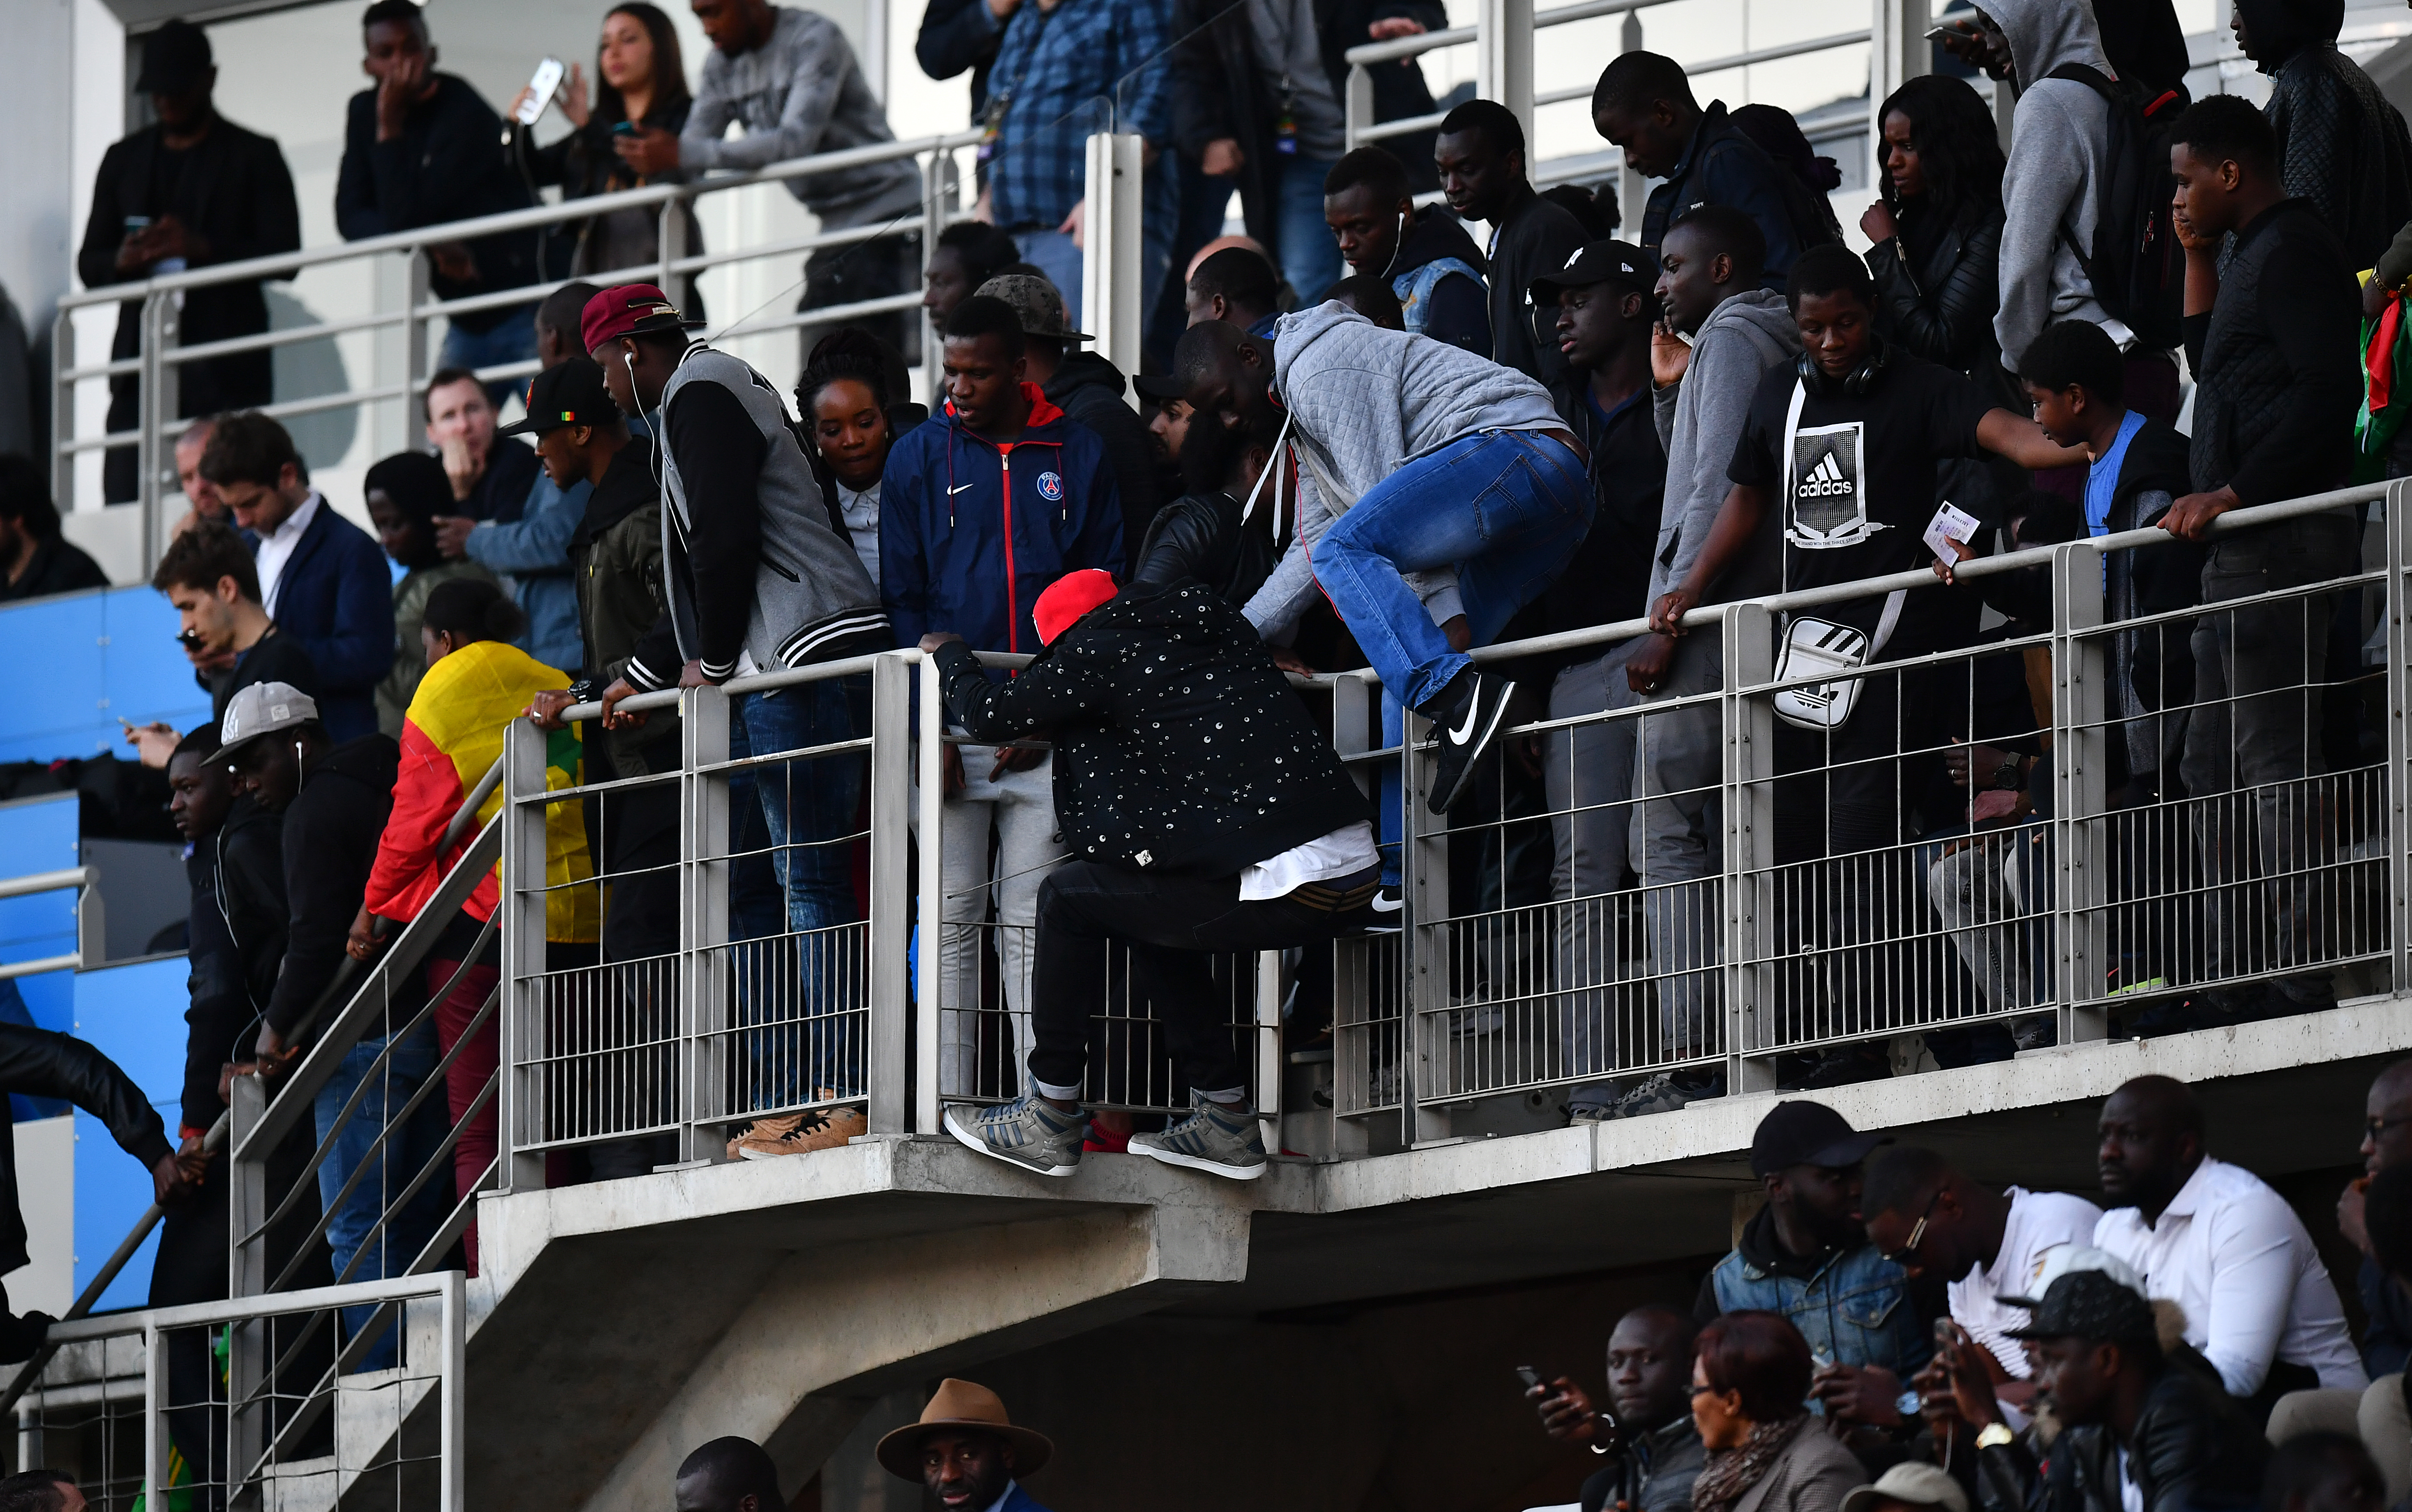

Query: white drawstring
[[1238, 410, 1296, 539]]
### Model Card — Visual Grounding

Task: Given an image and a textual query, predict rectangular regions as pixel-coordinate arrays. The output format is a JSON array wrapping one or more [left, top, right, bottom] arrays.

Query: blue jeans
[[735, 676, 869, 1106], [1014, 155, 1175, 324], [1314, 430, 1592, 712], [1014, 231, 1087, 323], [439, 309, 540, 412], [1272, 154, 1343, 305], [312, 1027, 446, 1372]]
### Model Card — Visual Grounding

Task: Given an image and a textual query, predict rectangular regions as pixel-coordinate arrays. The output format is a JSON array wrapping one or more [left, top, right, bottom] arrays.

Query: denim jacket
[[1709, 1210, 1932, 1379]]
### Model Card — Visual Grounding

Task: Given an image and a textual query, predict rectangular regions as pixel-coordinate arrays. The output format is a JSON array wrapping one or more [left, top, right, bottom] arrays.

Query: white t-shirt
[[1950, 1187, 2105, 1379], [1237, 819, 1378, 901], [254, 489, 322, 615], [2094, 1155, 2368, 1395]]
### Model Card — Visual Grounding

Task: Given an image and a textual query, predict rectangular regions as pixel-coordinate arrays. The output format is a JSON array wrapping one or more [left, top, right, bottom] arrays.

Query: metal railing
[[0, 866, 97, 982], [458, 477, 2406, 1168], [14, 1274, 465, 1512], [53, 126, 983, 570]]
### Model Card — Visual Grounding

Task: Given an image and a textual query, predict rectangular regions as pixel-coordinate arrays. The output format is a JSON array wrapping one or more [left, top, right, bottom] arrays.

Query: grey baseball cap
[[975, 273, 1092, 343], [209, 681, 319, 765]]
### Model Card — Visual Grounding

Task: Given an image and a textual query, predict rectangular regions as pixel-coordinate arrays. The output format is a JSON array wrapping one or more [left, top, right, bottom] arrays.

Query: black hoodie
[[2240, 0, 2412, 267], [183, 795, 287, 1131], [1043, 351, 1162, 575], [265, 735, 399, 1036]]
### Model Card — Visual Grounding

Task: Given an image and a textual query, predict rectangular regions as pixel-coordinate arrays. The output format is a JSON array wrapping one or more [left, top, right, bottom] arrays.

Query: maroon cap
[[582, 284, 694, 355]]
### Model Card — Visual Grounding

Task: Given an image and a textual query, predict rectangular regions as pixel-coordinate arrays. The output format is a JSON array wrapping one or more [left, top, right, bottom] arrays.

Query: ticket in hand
[[1923, 501, 1983, 564]]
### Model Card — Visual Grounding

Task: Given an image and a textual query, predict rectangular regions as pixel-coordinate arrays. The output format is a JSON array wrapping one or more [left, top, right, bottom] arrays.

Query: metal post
[[867, 654, 912, 1135], [1476, 0, 1536, 153], [2051, 541, 2111, 1045], [1081, 133, 1146, 399], [1720, 603, 1779, 1094], [2386, 478, 2412, 994], [1870, 0, 1931, 186], [1328, 672, 1375, 1157], [1254, 950, 1284, 1150], [439, 1271, 465, 1512], [915, 657, 945, 1134], [144, 1324, 168, 1512], [50, 307, 75, 515], [657, 189, 689, 306], [1618, 14, 1648, 236], [225, 1071, 269, 1492], [1345, 64, 1374, 153], [499, 719, 551, 1190], [136, 292, 172, 573], [402, 248, 432, 453], [1404, 704, 1450, 1147], [682, 684, 734, 1161]]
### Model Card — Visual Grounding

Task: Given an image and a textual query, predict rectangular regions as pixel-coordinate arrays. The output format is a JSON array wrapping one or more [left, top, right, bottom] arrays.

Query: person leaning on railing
[[355, 577, 597, 1268], [930, 570, 1379, 1183]]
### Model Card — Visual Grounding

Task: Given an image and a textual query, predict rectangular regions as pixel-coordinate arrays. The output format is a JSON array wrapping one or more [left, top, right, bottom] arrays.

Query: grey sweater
[[1242, 301, 1562, 641], [1649, 289, 1800, 607], [682, 7, 923, 227], [1985, 0, 2118, 367]]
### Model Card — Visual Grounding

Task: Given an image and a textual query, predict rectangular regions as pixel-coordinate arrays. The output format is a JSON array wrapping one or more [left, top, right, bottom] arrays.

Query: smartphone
[[1923, 22, 1975, 40], [516, 57, 565, 125], [1515, 1365, 1545, 1393], [124, 215, 151, 235], [612, 120, 640, 136], [176, 628, 203, 651]]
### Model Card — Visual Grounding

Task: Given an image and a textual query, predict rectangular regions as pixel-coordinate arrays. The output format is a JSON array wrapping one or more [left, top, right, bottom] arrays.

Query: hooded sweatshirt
[[1982, 0, 2120, 368], [1648, 289, 1801, 607], [1041, 351, 1162, 575], [2240, 0, 2412, 268], [1241, 301, 1563, 643], [266, 735, 400, 1035]]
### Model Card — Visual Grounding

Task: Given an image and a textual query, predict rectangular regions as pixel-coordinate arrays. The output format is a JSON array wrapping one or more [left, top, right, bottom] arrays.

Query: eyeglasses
[[2369, 1114, 2412, 1141], [1883, 1189, 1944, 1268]]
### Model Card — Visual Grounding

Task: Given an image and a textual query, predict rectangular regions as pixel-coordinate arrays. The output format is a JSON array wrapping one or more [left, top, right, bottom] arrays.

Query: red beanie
[[1033, 570, 1118, 645]]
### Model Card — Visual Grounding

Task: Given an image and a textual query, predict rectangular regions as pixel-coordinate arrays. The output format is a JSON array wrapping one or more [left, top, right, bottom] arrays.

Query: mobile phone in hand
[[1516, 1366, 1545, 1393], [517, 57, 565, 124]]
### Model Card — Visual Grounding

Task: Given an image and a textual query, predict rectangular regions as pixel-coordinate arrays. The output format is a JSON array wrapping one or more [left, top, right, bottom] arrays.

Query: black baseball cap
[[137, 20, 213, 95], [1748, 1100, 1888, 1176], [1133, 372, 1189, 403], [1528, 239, 1661, 305], [2005, 1269, 2157, 1346], [498, 358, 617, 436]]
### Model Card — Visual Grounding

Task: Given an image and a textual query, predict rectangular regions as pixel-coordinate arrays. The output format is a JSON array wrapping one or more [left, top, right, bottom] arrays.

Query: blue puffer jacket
[[1709, 1207, 1932, 1380], [880, 384, 1124, 658]]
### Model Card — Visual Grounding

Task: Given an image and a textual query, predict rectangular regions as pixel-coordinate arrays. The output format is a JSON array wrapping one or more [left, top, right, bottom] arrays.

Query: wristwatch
[[1976, 1421, 2017, 1450], [1989, 752, 2024, 790]]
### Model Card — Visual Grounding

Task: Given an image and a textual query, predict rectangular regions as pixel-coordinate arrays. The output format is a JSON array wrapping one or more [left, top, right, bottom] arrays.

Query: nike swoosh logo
[[948, 484, 976, 495], [1447, 695, 1480, 745]]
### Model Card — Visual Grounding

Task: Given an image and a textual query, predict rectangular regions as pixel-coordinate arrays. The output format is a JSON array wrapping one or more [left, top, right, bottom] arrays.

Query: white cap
[[2001, 1243, 2147, 1308], [209, 681, 319, 764]]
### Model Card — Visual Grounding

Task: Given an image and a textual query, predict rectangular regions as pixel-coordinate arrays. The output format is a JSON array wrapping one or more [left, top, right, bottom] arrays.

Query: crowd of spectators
[[17, 0, 2412, 1501]]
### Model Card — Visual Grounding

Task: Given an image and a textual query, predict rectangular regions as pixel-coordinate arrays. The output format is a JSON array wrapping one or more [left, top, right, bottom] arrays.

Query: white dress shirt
[[1951, 1186, 2104, 1379], [2093, 1155, 2366, 1395], [253, 489, 322, 616]]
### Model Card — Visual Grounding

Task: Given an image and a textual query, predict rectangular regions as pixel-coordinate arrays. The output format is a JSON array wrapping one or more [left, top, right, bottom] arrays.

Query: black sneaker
[[1422, 670, 1515, 815], [1358, 884, 1405, 933]]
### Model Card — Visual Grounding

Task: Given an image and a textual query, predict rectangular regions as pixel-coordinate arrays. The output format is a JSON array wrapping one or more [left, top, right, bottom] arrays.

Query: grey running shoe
[[1614, 1068, 1724, 1119], [1128, 1092, 1267, 1180], [943, 1092, 1087, 1177]]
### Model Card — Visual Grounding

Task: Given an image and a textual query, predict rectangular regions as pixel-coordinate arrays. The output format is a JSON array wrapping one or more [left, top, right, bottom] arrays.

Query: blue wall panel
[[0, 794, 81, 1037], [0, 586, 210, 762], [71, 955, 193, 1310]]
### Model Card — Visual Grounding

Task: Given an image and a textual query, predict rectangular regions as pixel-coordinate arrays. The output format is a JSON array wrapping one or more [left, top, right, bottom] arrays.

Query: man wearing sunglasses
[[1859, 1144, 2101, 1416]]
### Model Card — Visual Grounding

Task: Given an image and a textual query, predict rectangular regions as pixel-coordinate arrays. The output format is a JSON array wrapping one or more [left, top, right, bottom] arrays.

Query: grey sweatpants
[[1631, 633, 1723, 1059], [1545, 644, 1640, 1083]]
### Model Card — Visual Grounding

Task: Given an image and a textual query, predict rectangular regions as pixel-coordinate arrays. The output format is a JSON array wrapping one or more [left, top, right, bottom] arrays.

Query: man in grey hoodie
[[1182, 302, 1590, 868], [1613, 205, 1797, 1118], [1980, 0, 2122, 375]]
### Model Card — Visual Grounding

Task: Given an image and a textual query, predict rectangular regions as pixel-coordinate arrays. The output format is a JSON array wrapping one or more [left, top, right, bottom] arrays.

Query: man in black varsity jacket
[[923, 571, 1376, 1183], [587, 283, 891, 1156]]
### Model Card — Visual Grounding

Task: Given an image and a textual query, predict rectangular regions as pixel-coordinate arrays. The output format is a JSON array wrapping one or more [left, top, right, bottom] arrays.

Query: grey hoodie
[[1242, 301, 1563, 642], [1649, 289, 1801, 606], [1980, 0, 2118, 367]]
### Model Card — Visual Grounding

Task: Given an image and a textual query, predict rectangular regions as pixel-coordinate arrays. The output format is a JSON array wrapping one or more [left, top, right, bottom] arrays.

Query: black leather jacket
[[1867, 200, 2013, 401], [1131, 489, 1277, 607], [0, 1022, 175, 1274], [1976, 1353, 2266, 1512]]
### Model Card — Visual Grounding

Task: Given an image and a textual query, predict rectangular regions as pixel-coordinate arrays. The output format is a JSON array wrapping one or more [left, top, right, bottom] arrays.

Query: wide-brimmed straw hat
[[874, 1378, 1054, 1480]]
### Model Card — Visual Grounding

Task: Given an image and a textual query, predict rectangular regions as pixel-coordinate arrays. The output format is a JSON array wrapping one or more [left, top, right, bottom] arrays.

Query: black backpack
[[2046, 64, 2189, 352]]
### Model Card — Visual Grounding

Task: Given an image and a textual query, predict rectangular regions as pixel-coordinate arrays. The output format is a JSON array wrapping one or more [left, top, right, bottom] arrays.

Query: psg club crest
[[1035, 471, 1065, 502]]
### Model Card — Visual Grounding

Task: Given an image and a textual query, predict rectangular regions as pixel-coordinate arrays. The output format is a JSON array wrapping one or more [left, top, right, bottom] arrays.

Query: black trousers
[[798, 229, 921, 370], [1026, 859, 1377, 1099]]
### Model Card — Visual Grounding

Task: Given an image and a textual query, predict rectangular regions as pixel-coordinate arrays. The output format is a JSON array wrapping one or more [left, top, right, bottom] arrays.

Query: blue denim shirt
[[1709, 1229, 1931, 1379]]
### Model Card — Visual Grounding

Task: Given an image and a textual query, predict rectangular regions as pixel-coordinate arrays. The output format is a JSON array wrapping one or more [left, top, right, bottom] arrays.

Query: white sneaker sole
[[944, 1106, 1080, 1177], [1128, 1140, 1266, 1180]]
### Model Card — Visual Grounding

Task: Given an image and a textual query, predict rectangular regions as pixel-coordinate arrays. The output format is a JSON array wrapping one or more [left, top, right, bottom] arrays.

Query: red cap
[[1033, 570, 1118, 645], [582, 283, 693, 355]]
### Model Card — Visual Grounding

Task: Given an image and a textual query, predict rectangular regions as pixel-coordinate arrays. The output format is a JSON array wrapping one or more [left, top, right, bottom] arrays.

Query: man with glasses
[[1856, 1144, 2101, 1422]]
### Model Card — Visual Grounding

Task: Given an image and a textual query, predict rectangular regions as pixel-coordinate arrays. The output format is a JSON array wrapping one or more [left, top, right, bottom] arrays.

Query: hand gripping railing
[[56, 126, 983, 567]]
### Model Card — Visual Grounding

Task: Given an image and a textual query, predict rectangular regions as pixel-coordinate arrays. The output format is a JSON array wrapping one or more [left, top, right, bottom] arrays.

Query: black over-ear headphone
[[1796, 329, 1892, 399]]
